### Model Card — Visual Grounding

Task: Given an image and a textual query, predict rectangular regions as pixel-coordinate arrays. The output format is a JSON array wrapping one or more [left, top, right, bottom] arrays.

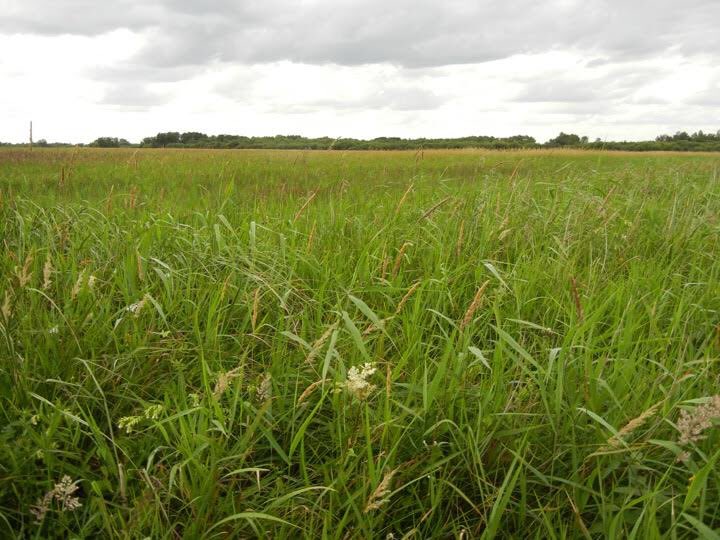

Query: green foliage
[[138, 132, 540, 150], [89, 137, 131, 148], [1, 148, 720, 538]]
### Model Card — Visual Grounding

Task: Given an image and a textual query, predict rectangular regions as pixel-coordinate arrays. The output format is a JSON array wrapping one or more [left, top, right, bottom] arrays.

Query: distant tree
[[180, 132, 208, 145], [36, 139, 48, 147], [90, 137, 131, 148], [121, 129, 720, 152], [154, 132, 181, 147], [547, 132, 582, 146]]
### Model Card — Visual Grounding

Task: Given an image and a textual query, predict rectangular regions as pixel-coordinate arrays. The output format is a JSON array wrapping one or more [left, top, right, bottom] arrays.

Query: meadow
[[1, 147, 719, 538]]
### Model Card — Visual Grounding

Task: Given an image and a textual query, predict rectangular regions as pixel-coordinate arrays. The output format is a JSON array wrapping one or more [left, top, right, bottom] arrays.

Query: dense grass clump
[[1, 148, 720, 538]]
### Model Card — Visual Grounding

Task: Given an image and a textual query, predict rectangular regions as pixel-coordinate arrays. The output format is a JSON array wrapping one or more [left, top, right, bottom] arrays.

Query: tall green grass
[[1, 148, 720, 538]]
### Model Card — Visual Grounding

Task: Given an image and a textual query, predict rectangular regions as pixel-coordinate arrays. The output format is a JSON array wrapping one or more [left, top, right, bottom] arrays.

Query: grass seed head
[[42, 256, 53, 290], [214, 367, 242, 399], [364, 468, 398, 513], [71, 269, 86, 299], [257, 372, 272, 402], [30, 476, 82, 522], [460, 280, 490, 330], [15, 253, 33, 288], [1, 290, 12, 321]]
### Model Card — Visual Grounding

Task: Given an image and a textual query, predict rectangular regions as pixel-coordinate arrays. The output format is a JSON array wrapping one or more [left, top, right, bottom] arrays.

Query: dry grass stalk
[[306, 220, 316, 251], [570, 277, 584, 322], [251, 287, 261, 333], [220, 273, 232, 301], [508, 162, 522, 184], [136, 251, 145, 282], [601, 402, 662, 451], [380, 254, 390, 281], [305, 322, 338, 364], [395, 281, 421, 315], [364, 468, 398, 513], [297, 379, 325, 405], [460, 280, 490, 330], [391, 242, 412, 279], [363, 317, 392, 336], [566, 491, 592, 540], [128, 185, 139, 209], [128, 149, 139, 168], [419, 196, 452, 221], [293, 190, 318, 223], [394, 183, 414, 215], [105, 184, 114, 214], [456, 219, 465, 258]]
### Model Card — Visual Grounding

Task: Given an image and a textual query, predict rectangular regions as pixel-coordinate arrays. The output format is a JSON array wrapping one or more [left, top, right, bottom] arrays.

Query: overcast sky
[[1, 0, 719, 143]]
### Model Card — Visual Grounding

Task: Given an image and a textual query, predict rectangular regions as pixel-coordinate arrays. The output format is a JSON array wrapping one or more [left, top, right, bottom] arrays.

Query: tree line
[[3, 130, 720, 151], [108, 129, 720, 151]]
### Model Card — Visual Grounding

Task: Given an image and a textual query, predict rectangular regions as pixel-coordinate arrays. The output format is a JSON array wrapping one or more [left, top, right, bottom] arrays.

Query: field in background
[[1, 148, 720, 538]]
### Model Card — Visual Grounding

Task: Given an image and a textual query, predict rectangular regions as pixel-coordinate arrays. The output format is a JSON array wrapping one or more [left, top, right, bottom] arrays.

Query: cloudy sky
[[1, 0, 719, 143]]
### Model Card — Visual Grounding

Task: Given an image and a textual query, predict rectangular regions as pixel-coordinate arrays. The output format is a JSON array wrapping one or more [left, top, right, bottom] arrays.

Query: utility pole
[[29, 121, 33, 151]]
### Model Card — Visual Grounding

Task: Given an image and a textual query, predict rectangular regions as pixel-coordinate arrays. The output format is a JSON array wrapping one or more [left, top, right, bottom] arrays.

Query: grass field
[[1, 148, 720, 538]]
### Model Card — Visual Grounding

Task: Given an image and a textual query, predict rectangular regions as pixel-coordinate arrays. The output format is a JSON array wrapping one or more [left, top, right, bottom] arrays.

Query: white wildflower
[[54, 475, 82, 511], [48, 325, 59, 334], [677, 395, 720, 445], [340, 362, 377, 401], [126, 294, 149, 317]]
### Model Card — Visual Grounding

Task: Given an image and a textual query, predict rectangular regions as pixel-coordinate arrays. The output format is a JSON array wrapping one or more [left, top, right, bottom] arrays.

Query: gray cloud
[[100, 83, 168, 107], [3, 0, 718, 121], [273, 87, 445, 114], [512, 81, 605, 103], [687, 84, 720, 106], [3, 0, 719, 71], [511, 62, 672, 107]]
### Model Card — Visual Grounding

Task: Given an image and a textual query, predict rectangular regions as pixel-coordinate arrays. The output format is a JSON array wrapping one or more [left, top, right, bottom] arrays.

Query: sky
[[1, 0, 719, 144]]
